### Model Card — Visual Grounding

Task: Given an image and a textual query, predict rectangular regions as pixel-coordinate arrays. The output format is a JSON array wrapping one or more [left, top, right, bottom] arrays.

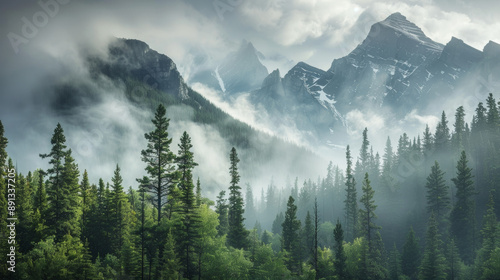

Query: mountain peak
[[484, 40, 500, 57], [375, 12, 443, 52]]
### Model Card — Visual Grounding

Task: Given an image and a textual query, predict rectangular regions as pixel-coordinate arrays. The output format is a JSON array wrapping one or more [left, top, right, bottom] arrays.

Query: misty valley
[[1, 4, 500, 280]]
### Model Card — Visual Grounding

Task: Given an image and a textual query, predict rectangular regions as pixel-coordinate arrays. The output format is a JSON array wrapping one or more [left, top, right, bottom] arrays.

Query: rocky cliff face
[[98, 39, 190, 100]]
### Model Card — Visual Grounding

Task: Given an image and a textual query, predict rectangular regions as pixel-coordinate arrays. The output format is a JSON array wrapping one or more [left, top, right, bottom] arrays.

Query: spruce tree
[[445, 239, 461, 280], [80, 170, 92, 242], [476, 191, 498, 278], [245, 184, 255, 226], [359, 128, 371, 173], [176, 131, 200, 279], [344, 145, 358, 241], [388, 244, 402, 280], [39, 123, 70, 239], [359, 173, 379, 250], [196, 178, 201, 207], [450, 151, 476, 264], [227, 147, 248, 249], [304, 211, 314, 260], [472, 102, 487, 132], [422, 124, 433, 155], [162, 229, 181, 280], [58, 149, 81, 240], [434, 111, 451, 152], [313, 198, 319, 277], [215, 190, 228, 236], [111, 164, 127, 256], [359, 173, 384, 280], [17, 173, 34, 253], [333, 220, 347, 279], [419, 213, 446, 280], [486, 93, 500, 127], [424, 161, 450, 235], [33, 170, 48, 242], [401, 227, 420, 279], [141, 104, 177, 223], [282, 196, 301, 274], [381, 137, 397, 193], [452, 106, 466, 152]]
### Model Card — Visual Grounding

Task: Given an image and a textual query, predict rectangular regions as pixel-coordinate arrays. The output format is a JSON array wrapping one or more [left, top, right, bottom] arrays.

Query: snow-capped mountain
[[248, 12, 500, 146]]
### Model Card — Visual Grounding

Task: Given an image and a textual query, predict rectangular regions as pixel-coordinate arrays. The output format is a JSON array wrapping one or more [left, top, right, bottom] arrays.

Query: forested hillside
[[1, 92, 500, 279]]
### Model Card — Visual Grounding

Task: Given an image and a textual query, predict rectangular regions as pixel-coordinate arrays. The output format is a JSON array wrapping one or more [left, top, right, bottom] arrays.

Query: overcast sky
[[1, 0, 499, 188], [1, 0, 500, 76]]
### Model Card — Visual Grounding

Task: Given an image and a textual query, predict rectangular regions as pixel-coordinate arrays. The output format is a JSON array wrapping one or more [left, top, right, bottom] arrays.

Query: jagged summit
[[216, 40, 269, 94], [484, 40, 500, 57], [374, 12, 444, 52], [439, 36, 482, 69]]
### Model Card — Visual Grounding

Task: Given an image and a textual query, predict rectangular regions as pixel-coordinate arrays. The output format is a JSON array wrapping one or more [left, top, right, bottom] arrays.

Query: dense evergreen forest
[[1, 93, 500, 280]]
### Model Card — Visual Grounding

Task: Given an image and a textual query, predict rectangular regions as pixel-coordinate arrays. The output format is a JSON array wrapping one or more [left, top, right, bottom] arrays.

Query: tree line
[[0, 93, 500, 279]]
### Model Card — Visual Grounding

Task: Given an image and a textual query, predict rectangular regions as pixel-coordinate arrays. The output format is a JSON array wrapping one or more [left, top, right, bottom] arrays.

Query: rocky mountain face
[[251, 63, 348, 145], [249, 12, 500, 146], [93, 39, 190, 100]]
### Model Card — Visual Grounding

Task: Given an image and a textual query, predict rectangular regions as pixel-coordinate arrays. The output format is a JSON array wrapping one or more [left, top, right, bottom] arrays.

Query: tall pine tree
[[227, 147, 248, 249], [344, 145, 358, 241], [333, 220, 347, 279], [282, 196, 301, 274], [401, 227, 420, 280], [424, 161, 450, 235], [215, 190, 229, 236], [359, 173, 385, 280], [176, 131, 201, 279], [39, 123, 71, 240], [419, 213, 446, 280], [141, 104, 177, 223], [450, 151, 476, 264]]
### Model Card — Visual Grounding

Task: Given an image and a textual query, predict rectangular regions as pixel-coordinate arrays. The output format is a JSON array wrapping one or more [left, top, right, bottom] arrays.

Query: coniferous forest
[[1, 93, 500, 279]]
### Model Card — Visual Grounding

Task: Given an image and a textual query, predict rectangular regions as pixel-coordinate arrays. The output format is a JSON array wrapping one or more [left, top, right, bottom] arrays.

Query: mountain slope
[[45, 38, 326, 190]]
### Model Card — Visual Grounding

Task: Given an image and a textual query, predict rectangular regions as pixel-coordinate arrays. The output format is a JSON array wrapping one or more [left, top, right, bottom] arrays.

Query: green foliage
[[481, 248, 500, 280], [141, 104, 178, 223], [273, 212, 285, 235], [334, 220, 348, 279], [424, 161, 450, 234], [434, 111, 451, 152], [252, 244, 291, 279], [162, 228, 181, 279], [227, 147, 249, 249], [476, 191, 499, 279], [19, 235, 95, 280], [316, 247, 335, 279], [176, 131, 201, 279], [282, 196, 302, 274], [344, 145, 358, 242], [445, 239, 462, 280], [401, 227, 420, 280], [419, 213, 447, 280], [216, 190, 229, 236], [450, 151, 476, 264], [345, 237, 364, 279], [389, 244, 403, 280]]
